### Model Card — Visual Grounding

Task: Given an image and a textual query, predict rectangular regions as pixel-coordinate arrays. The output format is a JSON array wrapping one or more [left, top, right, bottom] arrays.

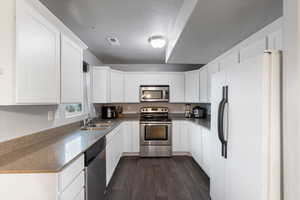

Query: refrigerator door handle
[[218, 86, 228, 158]]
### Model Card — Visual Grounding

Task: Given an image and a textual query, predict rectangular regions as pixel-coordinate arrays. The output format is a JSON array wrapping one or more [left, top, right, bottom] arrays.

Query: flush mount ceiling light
[[148, 35, 167, 48]]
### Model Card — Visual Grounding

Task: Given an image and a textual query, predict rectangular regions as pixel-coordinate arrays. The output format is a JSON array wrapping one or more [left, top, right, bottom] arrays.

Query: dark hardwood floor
[[104, 156, 210, 200]]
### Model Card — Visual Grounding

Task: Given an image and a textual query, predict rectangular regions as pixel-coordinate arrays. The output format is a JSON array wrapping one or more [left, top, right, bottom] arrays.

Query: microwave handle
[[164, 90, 169, 99]]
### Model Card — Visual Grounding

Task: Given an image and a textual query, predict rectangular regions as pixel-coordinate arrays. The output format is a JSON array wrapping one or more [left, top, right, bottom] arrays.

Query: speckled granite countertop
[[0, 114, 209, 174]]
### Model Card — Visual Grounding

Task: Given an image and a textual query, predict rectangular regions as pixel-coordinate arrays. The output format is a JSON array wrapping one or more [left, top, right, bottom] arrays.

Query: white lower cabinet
[[123, 121, 140, 153], [106, 121, 139, 186], [0, 154, 85, 200], [106, 124, 124, 186], [202, 128, 211, 176], [172, 121, 189, 152], [189, 123, 203, 166], [173, 121, 211, 176]]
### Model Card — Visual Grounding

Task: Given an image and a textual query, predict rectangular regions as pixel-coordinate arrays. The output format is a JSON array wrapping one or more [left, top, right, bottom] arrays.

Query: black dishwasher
[[85, 137, 106, 200]]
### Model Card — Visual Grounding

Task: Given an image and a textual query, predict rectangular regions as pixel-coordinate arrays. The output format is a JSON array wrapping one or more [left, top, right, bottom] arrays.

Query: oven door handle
[[140, 123, 172, 125]]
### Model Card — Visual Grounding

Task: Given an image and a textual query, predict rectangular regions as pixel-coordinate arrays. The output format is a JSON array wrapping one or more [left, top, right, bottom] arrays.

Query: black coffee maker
[[101, 106, 117, 119]]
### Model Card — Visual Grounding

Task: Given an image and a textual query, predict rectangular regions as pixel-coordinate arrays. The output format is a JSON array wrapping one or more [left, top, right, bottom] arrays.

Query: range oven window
[[144, 125, 168, 140], [142, 90, 163, 99]]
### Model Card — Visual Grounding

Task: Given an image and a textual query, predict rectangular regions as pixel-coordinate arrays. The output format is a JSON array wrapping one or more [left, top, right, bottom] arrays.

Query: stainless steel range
[[140, 107, 172, 157]]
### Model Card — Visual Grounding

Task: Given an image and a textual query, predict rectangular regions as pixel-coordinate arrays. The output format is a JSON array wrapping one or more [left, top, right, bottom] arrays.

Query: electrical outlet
[[48, 111, 54, 121]]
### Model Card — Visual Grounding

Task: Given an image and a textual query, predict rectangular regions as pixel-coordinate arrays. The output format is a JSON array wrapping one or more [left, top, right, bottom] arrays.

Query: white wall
[[0, 50, 102, 143], [283, 0, 300, 199]]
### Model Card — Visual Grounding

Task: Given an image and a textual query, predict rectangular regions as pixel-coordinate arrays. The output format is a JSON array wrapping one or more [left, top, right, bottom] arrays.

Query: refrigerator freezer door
[[210, 52, 281, 200], [210, 70, 227, 200], [226, 51, 281, 200], [225, 55, 264, 200]]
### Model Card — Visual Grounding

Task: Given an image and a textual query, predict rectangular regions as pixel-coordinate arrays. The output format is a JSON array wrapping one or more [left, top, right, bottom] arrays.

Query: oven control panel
[[140, 107, 169, 113]]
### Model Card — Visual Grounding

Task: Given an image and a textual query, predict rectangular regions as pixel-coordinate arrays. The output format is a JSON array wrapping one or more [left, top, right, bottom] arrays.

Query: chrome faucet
[[83, 114, 93, 127]]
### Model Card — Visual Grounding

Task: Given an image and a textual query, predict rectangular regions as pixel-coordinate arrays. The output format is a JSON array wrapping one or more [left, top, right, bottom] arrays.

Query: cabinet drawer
[[74, 188, 85, 200], [59, 154, 84, 192], [59, 171, 85, 200]]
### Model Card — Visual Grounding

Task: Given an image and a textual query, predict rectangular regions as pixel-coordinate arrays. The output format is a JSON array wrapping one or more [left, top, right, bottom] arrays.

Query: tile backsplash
[[94, 103, 211, 115]]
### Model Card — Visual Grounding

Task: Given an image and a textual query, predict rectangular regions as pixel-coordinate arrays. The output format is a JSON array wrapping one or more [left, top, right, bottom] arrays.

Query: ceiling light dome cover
[[148, 35, 167, 48]]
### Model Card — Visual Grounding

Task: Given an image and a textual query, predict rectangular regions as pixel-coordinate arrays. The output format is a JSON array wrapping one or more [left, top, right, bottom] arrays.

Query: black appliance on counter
[[85, 137, 106, 200], [101, 106, 117, 119], [193, 106, 207, 118]]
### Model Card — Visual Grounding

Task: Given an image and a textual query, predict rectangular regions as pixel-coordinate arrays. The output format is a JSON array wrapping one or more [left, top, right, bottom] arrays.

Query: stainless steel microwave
[[140, 85, 169, 102]]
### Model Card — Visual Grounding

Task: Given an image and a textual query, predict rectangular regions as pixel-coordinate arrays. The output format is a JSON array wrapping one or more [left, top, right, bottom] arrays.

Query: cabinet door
[[207, 62, 219, 102], [61, 35, 83, 103], [110, 70, 124, 103], [219, 51, 239, 72], [199, 66, 208, 103], [239, 37, 267, 62], [115, 125, 124, 163], [16, 0, 60, 104], [194, 125, 203, 167], [132, 121, 140, 153], [124, 74, 140, 103], [172, 121, 181, 152], [169, 73, 185, 103], [185, 70, 200, 102], [267, 29, 282, 50], [180, 121, 190, 152], [202, 128, 211, 176], [123, 122, 132, 152], [106, 141, 113, 185], [92, 67, 110, 103]]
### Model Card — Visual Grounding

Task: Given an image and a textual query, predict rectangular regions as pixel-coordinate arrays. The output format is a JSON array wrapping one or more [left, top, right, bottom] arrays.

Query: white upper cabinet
[[110, 70, 124, 103], [61, 35, 83, 103], [239, 37, 267, 62], [1, 0, 87, 105], [124, 73, 141, 103], [15, 0, 60, 104], [207, 62, 219, 102], [199, 66, 208, 103], [267, 29, 282, 50], [219, 51, 239, 72], [92, 67, 111, 103], [185, 70, 200, 103], [169, 73, 185, 103]]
